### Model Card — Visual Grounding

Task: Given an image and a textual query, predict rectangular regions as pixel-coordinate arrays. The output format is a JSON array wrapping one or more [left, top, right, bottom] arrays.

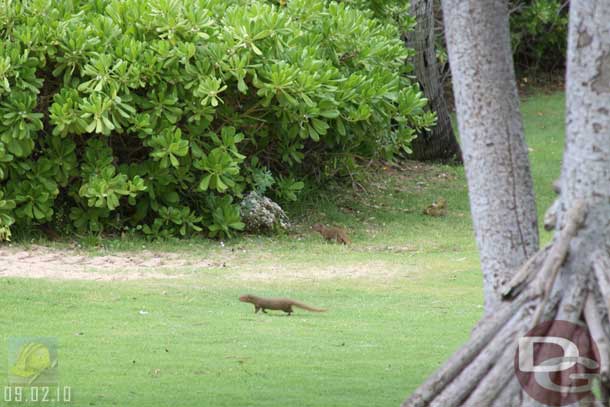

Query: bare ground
[[0, 244, 408, 282], [0, 245, 217, 281]]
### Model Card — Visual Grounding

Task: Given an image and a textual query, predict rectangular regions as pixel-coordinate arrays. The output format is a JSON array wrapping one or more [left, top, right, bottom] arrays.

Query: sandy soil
[[0, 244, 408, 282], [0, 245, 216, 281]]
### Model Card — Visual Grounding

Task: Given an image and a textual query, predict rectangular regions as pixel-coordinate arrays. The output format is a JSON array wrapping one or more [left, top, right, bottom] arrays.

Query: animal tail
[[291, 300, 326, 312]]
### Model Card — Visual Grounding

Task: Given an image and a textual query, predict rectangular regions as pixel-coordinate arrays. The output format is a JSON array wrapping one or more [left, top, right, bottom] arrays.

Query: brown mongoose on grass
[[312, 223, 351, 244], [239, 294, 326, 315], [423, 197, 447, 217]]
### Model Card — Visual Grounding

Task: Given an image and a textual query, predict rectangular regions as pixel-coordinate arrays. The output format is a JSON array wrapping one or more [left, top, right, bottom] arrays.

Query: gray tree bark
[[559, 0, 610, 248], [406, 0, 462, 162], [442, 0, 539, 312], [403, 0, 610, 405]]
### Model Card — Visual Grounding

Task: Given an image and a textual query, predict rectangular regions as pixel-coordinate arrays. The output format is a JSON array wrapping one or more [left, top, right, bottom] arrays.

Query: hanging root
[[402, 201, 607, 407]]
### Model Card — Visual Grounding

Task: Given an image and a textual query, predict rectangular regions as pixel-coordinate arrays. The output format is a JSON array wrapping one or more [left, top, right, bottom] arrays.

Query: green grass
[[0, 91, 566, 406]]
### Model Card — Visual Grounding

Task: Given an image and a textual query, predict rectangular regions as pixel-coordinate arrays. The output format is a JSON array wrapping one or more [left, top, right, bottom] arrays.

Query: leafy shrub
[[337, 0, 413, 30], [0, 0, 433, 240], [510, 0, 568, 73]]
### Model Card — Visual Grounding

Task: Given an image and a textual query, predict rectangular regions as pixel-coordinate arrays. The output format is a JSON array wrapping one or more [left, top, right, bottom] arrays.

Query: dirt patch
[[0, 244, 410, 283], [0, 245, 217, 281]]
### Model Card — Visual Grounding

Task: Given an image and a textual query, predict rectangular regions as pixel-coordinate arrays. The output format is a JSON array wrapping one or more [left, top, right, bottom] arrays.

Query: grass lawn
[[0, 91, 565, 406]]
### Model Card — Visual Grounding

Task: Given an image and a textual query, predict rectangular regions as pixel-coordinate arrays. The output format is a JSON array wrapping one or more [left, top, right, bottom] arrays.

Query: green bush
[[0, 0, 433, 240], [510, 0, 568, 73], [337, 0, 412, 30]]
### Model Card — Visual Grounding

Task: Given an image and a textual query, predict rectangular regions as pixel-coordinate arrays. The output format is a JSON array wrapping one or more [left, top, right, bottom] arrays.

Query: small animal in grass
[[423, 197, 447, 217], [312, 223, 351, 245], [239, 294, 326, 316]]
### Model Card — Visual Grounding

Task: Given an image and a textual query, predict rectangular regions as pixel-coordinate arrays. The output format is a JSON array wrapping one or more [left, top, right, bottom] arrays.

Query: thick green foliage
[[347, 0, 567, 82], [510, 0, 568, 73], [0, 0, 433, 240], [338, 0, 412, 29]]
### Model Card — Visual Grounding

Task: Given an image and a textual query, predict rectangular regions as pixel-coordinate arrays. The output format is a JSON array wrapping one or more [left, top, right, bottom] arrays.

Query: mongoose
[[423, 197, 447, 217], [312, 223, 351, 244], [239, 294, 326, 315]]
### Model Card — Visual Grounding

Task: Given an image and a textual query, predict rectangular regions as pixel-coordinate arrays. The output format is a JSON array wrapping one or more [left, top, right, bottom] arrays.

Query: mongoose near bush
[[239, 294, 326, 315], [312, 223, 351, 244]]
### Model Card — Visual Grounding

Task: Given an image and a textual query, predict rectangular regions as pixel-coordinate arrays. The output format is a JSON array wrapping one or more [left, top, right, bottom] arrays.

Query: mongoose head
[[435, 197, 447, 208], [312, 223, 324, 232], [239, 294, 253, 302]]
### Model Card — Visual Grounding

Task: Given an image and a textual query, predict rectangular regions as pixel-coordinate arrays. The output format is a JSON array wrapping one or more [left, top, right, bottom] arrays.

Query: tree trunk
[[442, 0, 539, 312], [560, 0, 610, 247], [403, 0, 610, 405], [406, 0, 462, 162]]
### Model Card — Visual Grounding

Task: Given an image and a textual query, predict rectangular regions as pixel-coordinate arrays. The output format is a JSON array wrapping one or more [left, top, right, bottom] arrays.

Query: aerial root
[[429, 311, 526, 407], [592, 249, 610, 318], [402, 201, 606, 407], [531, 201, 587, 326], [491, 377, 522, 407], [502, 245, 550, 298], [401, 293, 531, 407], [584, 292, 610, 389]]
